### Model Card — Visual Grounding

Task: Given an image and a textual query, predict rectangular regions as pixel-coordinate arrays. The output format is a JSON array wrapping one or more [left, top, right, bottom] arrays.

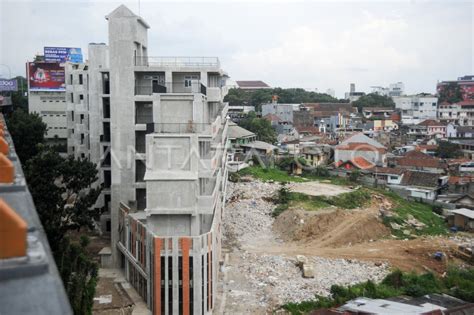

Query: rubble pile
[[224, 181, 281, 245], [235, 252, 389, 305]]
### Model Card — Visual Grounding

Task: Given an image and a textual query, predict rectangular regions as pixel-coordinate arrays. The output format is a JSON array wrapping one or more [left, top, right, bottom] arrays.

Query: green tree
[[352, 93, 395, 112], [224, 87, 346, 112], [349, 169, 360, 182], [25, 148, 102, 251], [238, 111, 277, 143], [5, 108, 47, 163], [435, 141, 462, 159], [55, 236, 98, 315], [10, 76, 28, 110], [439, 82, 463, 104]]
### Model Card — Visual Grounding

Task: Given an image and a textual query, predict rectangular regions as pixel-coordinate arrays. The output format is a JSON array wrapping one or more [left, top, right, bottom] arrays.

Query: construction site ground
[[216, 179, 472, 314]]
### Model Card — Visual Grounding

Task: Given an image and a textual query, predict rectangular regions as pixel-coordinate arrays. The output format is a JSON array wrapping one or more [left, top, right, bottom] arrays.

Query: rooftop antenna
[[138, 0, 141, 16]]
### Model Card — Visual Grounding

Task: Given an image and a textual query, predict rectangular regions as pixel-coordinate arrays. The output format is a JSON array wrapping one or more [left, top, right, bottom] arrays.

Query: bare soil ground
[[289, 181, 353, 197], [217, 180, 468, 314]]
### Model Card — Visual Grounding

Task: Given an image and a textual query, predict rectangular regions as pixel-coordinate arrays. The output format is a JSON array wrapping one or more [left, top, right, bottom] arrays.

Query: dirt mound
[[273, 207, 390, 247]]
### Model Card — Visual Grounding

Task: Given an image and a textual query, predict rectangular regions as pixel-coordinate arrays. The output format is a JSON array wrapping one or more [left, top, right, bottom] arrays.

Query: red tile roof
[[335, 157, 375, 170], [397, 150, 445, 168], [418, 119, 447, 127]]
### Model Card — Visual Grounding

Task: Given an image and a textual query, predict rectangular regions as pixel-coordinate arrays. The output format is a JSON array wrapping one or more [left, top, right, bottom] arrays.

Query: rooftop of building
[[418, 119, 447, 127], [396, 150, 445, 169], [227, 121, 256, 140], [401, 170, 443, 188], [235, 80, 270, 89], [0, 114, 71, 314]]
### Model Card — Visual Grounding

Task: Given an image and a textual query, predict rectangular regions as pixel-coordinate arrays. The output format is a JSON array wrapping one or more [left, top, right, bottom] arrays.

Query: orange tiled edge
[[0, 153, 14, 183], [0, 198, 27, 258]]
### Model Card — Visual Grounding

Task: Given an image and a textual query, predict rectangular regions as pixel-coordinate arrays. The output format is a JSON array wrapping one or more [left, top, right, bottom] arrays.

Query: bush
[[349, 170, 360, 182], [272, 204, 289, 217]]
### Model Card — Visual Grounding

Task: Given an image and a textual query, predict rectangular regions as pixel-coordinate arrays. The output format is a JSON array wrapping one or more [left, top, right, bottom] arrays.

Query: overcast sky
[[1, 0, 473, 97]]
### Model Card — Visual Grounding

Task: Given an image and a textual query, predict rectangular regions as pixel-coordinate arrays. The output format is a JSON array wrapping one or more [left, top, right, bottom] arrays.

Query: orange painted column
[[181, 238, 191, 315], [153, 238, 162, 315]]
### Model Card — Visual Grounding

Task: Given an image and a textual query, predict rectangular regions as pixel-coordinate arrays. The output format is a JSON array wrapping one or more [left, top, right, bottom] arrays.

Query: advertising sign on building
[[44, 47, 83, 63], [28, 62, 65, 91], [0, 79, 18, 92]]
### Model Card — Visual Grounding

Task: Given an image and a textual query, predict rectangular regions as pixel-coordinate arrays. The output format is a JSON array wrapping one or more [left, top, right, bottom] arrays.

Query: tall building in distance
[[344, 83, 365, 102], [371, 82, 405, 97], [27, 48, 83, 148], [65, 5, 229, 314], [393, 94, 438, 125], [27, 60, 67, 145], [437, 75, 474, 101]]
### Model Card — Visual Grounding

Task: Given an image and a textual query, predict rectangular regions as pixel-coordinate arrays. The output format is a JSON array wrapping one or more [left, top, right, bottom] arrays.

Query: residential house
[[227, 121, 256, 146], [438, 100, 474, 126], [456, 126, 474, 138], [335, 156, 375, 171], [399, 170, 448, 201], [301, 145, 332, 167], [334, 133, 387, 166], [391, 150, 446, 174], [448, 208, 474, 231], [362, 107, 394, 119], [452, 139, 474, 159], [371, 167, 405, 185], [417, 119, 447, 138]]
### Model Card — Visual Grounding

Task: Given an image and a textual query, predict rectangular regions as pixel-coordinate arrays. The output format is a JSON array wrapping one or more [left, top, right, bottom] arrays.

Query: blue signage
[[0, 79, 18, 92], [44, 47, 83, 63]]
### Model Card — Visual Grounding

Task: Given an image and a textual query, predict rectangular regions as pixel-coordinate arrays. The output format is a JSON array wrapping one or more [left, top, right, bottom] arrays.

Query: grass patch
[[378, 189, 448, 237], [281, 267, 474, 314], [238, 166, 308, 182], [272, 189, 372, 217]]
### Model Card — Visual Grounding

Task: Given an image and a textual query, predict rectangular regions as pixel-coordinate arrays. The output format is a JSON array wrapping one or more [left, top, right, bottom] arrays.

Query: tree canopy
[[435, 140, 462, 159], [438, 82, 463, 104], [5, 108, 47, 163], [25, 148, 102, 250], [352, 93, 395, 112], [238, 111, 277, 144], [224, 88, 347, 112], [10, 76, 28, 110]]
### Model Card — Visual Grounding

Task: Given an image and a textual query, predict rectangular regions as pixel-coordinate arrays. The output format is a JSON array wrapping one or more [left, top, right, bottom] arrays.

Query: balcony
[[146, 122, 212, 134], [135, 81, 206, 95], [135, 56, 220, 68]]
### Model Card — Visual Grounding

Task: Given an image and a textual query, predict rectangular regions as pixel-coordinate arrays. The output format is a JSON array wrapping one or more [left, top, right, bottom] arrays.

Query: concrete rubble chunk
[[302, 264, 315, 278]]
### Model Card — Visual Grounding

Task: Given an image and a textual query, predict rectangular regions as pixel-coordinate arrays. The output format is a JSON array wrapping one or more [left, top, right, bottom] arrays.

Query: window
[[79, 74, 83, 85], [80, 94, 84, 101], [70, 74, 73, 84], [70, 93, 74, 103]]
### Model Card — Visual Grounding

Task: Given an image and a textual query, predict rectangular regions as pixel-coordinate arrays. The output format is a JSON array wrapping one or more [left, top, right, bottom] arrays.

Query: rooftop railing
[[135, 56, 220, 68]]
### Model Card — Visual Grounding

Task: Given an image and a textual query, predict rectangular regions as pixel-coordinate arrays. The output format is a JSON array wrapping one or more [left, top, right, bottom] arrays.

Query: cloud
[[228, 14, 420, 94]]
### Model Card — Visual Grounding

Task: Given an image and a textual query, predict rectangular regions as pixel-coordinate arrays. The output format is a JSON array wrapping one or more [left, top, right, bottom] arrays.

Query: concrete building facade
[[393, 95, 438, 125], [65, 5, 229, 313]]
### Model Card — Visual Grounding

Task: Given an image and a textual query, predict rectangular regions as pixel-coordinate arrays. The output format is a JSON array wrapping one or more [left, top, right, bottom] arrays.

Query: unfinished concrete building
[[66, 5, 229, 314]]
